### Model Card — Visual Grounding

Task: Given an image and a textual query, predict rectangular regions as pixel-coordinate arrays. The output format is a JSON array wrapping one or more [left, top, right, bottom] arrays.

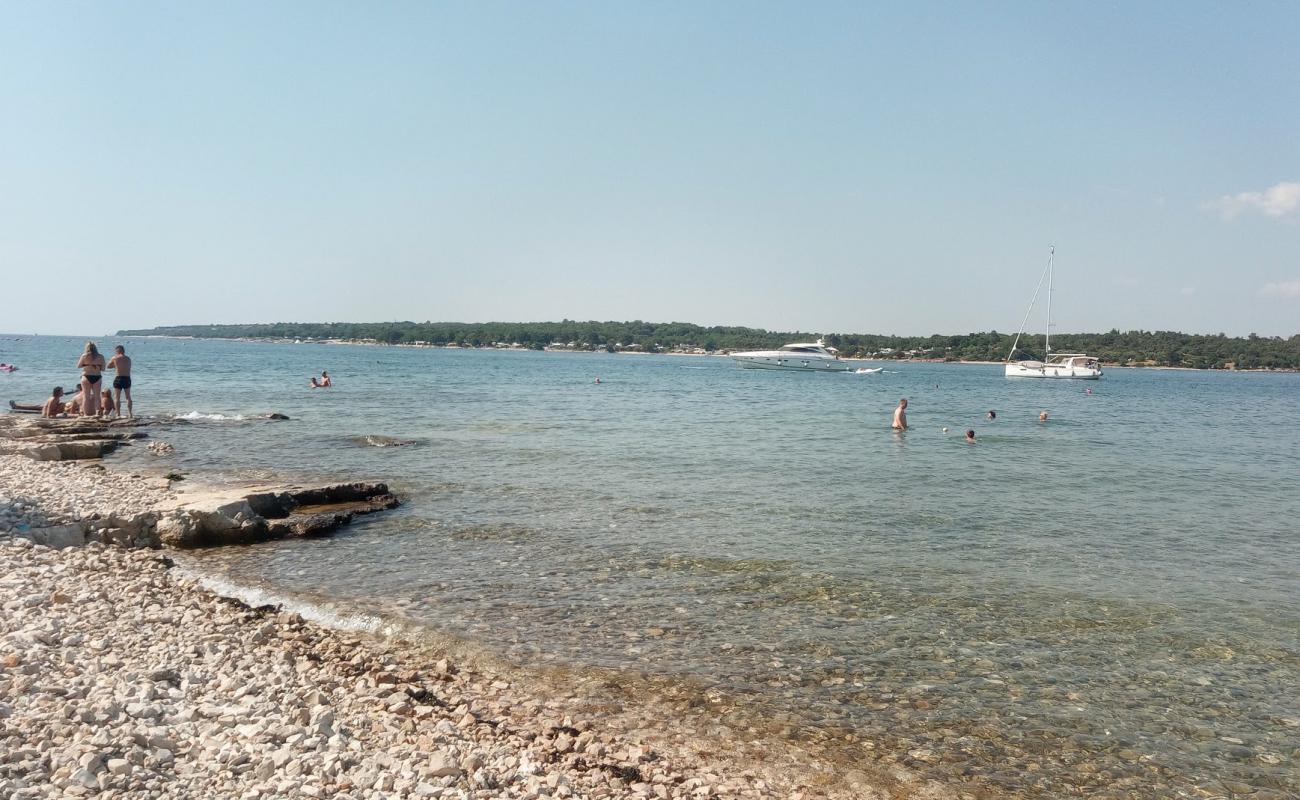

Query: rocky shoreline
[[2, 540, 871, 800], [0, 429, 943, 799]]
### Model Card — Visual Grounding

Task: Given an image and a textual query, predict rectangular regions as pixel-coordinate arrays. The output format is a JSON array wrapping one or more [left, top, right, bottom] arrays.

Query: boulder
[[156, 514, 199, 548], [26, 524, 88, 549], [23, 440, 119, 461]]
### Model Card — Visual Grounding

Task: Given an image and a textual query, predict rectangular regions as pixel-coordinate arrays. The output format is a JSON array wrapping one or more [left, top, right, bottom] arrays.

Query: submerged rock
[[349, 435, 419, 448]]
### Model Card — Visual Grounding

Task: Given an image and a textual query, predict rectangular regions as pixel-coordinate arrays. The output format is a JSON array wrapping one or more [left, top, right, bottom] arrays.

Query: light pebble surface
[[0, 454, 173, 533], [0, 456, 933, 799]]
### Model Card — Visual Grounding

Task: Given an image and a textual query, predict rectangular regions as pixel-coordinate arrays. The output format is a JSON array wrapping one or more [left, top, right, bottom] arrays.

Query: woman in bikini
[[76, 341, 106, 417]]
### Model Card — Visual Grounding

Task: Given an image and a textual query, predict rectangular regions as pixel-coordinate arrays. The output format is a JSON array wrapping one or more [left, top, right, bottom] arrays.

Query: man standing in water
[[106, 345, 133, 418], [892, 398, 909, 430]]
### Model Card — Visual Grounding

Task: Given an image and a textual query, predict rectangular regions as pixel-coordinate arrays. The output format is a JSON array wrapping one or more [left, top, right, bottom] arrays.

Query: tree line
[[117, 321, 1300, 369]]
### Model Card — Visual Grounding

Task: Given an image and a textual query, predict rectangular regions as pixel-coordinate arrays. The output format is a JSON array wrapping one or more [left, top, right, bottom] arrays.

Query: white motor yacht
[[731, 339, 850, 371], [1005, 247, 1102, 380]]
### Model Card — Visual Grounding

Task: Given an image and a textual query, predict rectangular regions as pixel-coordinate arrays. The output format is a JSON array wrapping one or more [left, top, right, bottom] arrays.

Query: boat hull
[[1004, 362, 1102, 379], [732, 355, 850, 372]]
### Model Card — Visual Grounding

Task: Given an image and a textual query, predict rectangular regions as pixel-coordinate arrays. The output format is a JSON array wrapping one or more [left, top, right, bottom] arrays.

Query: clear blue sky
[[2, 2, 1297, 336]]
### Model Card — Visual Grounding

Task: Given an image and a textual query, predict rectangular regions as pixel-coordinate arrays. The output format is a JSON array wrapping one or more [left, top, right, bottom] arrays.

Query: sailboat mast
[[1007, 248, 1054, 363], [1045, 246, 1054, 356]]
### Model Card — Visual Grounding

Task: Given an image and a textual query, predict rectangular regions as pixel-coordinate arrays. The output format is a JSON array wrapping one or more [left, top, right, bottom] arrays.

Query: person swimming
[[987, 410, 997, 421], [310, 370, 332, 388], [965, 429, 976, 443]]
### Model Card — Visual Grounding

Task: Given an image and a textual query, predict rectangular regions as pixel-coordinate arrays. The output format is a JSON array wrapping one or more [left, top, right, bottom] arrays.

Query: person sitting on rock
[[40, 386, 66, 418], [99, 389, 116, 418]]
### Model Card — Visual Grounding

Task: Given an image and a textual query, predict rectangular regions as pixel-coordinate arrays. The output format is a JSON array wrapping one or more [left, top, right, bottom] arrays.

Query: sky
[[1, 2, 1298, 337]]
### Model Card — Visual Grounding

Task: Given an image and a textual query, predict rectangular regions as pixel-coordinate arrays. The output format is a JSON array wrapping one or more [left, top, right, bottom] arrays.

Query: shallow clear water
[[4, 334, 1298, 797]]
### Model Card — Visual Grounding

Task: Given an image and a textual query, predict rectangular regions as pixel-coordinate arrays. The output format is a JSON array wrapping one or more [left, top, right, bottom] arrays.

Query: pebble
[[0, 535, 857, 799]]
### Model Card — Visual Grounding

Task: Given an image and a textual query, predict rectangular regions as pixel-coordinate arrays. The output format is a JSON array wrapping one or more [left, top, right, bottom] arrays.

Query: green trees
[[115, 322, 1300, 369]]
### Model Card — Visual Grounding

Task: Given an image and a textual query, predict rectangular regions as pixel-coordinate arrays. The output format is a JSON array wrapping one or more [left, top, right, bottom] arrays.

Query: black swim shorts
[[113, 376, 131, 390]]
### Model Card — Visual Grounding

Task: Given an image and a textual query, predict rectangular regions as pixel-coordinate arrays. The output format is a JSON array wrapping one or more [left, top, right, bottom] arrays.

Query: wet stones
[[3, 535, 859, 799]]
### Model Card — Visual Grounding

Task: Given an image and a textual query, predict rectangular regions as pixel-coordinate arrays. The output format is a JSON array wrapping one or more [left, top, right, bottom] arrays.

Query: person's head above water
[[987, 410, 996, 419], [966, 429, 976, 441]]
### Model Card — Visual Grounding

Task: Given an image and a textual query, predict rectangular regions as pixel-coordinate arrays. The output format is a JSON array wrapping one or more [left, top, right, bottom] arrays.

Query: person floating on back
[[106, 344, 133, 418], [892, 398, 908, 430], [310, 370, 332, 388]]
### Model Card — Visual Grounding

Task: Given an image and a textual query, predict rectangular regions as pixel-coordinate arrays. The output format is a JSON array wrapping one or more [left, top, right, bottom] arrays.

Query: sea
[[3, 334, 1297, 799]]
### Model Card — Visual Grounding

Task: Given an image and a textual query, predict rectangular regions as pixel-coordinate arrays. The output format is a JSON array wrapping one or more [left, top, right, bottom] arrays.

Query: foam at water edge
[[177, 411, 247, 421], [175, 564, 399, 637]]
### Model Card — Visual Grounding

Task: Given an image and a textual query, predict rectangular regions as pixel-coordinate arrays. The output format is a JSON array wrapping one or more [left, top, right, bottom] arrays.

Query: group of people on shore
[[32, 342, 134, 419], [891, 398, 1049, 443]]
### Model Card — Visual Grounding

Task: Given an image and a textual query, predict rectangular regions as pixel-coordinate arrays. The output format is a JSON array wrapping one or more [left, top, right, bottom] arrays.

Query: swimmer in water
[[1039, 411, 1049, 421], [987, 410, 997, 421], [965, 429, 976, 443], [891, 398, 908, 430], [594, 377, 601, 384]]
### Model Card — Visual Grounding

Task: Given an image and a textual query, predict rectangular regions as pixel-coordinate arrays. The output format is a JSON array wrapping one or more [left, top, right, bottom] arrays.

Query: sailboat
[[1004, 247, 1102, 379]]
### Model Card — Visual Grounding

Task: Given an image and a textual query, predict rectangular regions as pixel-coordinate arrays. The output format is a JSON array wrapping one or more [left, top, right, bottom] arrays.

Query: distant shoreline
[[107, 334, 1300, 373]]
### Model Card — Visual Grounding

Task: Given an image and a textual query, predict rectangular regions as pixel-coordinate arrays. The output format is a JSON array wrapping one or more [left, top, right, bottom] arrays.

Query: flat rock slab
[[0, 416, 148, 460], [0, 439, 120, 461], [160, 483, 400, 548]]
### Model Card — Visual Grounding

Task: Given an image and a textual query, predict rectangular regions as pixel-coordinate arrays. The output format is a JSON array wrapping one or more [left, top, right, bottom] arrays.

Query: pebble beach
[[0, 453, 943, 800]]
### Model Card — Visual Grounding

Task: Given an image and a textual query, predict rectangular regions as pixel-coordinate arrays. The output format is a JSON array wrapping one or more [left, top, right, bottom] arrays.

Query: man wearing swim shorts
[[107, 345, 133, 418]]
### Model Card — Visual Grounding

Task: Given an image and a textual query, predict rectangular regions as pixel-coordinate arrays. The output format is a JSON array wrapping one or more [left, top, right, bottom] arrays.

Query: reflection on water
[[4, 336, 1297, 797]]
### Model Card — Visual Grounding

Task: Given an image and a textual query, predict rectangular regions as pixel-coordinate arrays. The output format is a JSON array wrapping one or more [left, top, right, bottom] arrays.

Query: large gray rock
[[22, 440, 119, 461], [156, 514, 199, 548], [26, 524, 88, 549]]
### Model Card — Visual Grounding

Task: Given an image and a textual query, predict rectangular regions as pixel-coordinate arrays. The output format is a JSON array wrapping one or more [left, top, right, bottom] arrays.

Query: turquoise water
[[4, 335, 1298, 798]]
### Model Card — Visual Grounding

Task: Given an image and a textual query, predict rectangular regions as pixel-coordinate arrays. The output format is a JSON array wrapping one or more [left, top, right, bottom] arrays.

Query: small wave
[[175, 566, 388, 635], [174, 411, 247, 421], [347, 434, 420, 448]]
